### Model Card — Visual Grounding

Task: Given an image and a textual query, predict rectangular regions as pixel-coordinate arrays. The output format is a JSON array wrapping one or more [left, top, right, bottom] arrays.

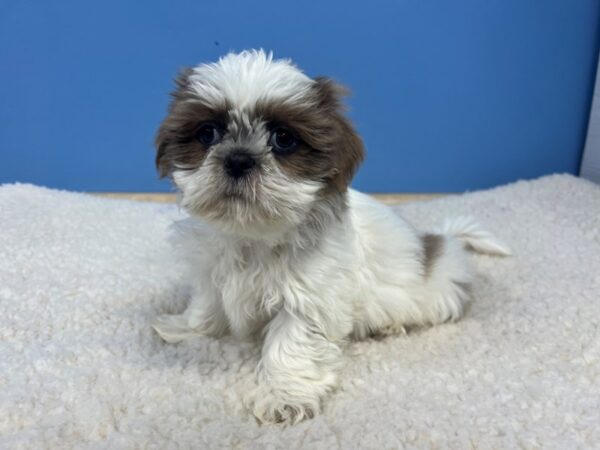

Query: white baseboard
[[581, 50, 600, 184]]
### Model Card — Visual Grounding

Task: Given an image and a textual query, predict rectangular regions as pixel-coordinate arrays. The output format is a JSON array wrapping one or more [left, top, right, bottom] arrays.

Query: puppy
[[152, 50, 510, 424]]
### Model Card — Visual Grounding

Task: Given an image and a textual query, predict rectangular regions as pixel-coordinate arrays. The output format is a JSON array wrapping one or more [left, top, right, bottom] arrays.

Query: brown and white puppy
[[153, 50, 510, 425]]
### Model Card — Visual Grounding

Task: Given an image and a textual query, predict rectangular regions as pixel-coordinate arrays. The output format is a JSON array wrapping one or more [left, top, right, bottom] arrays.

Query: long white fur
[[153, 51, 511, 425], [153, 192, 510, 424], [188, 50, 315, 109]]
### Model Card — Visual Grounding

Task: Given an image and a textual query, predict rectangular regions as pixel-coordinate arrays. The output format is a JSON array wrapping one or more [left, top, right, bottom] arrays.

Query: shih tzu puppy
[[152, 50, 510, 424]]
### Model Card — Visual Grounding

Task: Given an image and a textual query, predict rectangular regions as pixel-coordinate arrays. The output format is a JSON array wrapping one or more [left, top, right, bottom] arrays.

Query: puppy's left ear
[[313, 77, 365, 192]]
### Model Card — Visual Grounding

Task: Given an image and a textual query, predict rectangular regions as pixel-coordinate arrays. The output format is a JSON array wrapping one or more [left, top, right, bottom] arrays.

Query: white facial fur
[[172, 164, 323, 241], [153, 50, 511, 425]]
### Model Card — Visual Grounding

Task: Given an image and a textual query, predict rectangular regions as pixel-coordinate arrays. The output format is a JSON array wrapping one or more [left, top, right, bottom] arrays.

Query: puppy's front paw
[[152, 314, 196, 343], [244, 386, 319, 425]]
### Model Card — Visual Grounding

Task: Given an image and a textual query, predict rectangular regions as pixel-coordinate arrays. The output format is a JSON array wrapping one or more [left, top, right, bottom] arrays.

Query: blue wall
[[1, 0, 599, 193]]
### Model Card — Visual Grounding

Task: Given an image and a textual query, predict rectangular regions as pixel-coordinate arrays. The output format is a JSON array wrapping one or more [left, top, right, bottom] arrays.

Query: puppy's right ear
[[155, 68, 194, 178]]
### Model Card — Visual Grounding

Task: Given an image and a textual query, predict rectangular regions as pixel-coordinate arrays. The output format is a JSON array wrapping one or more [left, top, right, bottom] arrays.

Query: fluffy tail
[[438, 216, 512, 256]]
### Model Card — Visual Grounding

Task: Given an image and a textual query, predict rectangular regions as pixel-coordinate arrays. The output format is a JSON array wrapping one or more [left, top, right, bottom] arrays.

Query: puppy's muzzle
[[224, 150, 256, 179]]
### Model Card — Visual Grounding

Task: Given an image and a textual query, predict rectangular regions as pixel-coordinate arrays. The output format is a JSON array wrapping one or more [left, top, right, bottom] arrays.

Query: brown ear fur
[[155, 67, 195, 178], [155, 68, 222, 178], [313, 77, 365, 191]]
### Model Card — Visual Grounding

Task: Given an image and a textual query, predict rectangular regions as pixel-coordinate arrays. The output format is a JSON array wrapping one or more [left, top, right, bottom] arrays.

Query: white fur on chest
[[181, 214, 359, 340], [214, 243, 287, 337]]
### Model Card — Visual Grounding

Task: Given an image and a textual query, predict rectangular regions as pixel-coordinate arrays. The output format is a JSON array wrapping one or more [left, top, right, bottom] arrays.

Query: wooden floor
[[95, 193, 444, 205]]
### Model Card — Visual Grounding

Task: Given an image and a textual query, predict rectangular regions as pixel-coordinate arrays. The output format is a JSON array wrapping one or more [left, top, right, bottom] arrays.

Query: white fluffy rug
[[1, 174, 599, 449]]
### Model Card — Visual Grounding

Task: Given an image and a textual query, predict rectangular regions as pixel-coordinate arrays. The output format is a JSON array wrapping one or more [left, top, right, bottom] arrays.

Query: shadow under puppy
[[152, 50, 511, 425]]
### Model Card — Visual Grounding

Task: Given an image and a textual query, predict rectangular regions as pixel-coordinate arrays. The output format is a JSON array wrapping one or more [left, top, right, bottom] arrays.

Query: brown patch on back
[[255, 77, 365, 192], [155, 68, 227, 177], [421, 233, 444, 277]]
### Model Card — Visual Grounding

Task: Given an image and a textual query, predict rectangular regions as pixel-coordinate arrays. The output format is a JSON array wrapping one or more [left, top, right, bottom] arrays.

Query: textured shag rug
[[1, 174, 599, 449]]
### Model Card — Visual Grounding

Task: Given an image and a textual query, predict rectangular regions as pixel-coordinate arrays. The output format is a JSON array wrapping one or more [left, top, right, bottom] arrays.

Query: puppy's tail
[[438, 216, 512, 256]]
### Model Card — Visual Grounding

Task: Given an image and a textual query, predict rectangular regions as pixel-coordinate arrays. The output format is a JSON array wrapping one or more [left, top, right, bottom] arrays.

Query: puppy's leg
[[411, 217, 511, 325], [354, 233, 472, 340], [246, 309, 343, 425], [380, 219, 509, 331], [153, 291, 228, 343], [412, 234, 474, 325]]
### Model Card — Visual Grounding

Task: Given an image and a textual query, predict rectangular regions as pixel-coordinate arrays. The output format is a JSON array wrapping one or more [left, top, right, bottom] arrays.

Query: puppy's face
[[156, 50, 364, 238]]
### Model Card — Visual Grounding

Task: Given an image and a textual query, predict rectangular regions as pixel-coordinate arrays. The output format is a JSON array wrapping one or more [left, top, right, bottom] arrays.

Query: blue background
[[1, 0, 600, 193]]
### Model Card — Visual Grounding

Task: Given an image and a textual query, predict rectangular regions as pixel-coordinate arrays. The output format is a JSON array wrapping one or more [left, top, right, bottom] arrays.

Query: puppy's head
[[156, 50, 364, 238]]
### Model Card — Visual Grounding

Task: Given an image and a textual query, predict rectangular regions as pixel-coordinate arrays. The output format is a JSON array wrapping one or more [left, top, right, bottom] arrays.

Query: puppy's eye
[[196, 122, 223, 146], [269, 127, 298, 154]]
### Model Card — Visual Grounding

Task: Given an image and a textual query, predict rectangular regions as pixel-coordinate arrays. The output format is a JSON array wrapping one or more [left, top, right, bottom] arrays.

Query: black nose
[[224, 152, 256, 179]]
